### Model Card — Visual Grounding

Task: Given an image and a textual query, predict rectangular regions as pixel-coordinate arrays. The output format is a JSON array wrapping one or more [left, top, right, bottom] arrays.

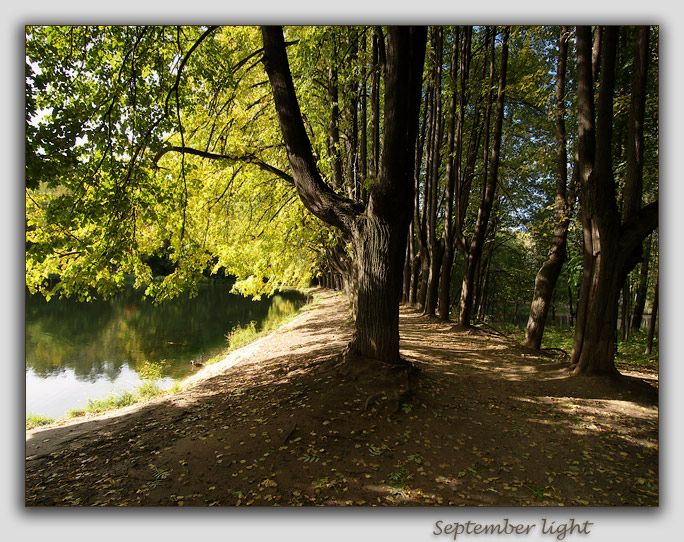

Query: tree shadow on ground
[[25, 290, 658, 507]]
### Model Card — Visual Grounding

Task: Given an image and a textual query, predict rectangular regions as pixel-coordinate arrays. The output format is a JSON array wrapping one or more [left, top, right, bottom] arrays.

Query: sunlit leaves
[[26, 25, 322, 302]]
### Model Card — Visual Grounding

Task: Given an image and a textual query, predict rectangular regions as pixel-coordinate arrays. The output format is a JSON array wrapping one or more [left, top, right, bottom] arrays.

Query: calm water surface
[[25, 283, 306, 419]]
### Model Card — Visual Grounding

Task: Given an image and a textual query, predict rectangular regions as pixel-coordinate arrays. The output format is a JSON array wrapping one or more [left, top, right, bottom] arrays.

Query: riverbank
[[26, 288, 658, 506], [25, 287, 312, 428]]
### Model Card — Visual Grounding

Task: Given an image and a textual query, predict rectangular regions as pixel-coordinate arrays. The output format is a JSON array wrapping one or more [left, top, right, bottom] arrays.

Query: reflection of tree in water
[[262, 296, 298, 329], [26, 285, 307, 382]]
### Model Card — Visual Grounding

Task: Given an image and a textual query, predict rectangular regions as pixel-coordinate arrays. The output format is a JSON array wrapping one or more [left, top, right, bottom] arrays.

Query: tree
[[570, 26, 657, 376], [457, 26, 510, 327], [26, 26, 321, 302], [261, 26, 427, 363], [523, 26, 575, 349]]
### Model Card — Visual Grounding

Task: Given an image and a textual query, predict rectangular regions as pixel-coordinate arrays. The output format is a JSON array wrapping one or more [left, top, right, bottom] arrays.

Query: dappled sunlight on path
[[26, 290, 658, 507]]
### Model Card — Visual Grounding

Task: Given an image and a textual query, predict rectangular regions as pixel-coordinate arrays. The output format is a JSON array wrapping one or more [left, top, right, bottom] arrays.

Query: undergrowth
[[482, 321, 658, 368]]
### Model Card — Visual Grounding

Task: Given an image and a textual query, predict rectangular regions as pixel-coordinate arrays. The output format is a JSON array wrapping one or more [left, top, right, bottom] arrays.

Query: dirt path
[[25, 289, 658, 506]]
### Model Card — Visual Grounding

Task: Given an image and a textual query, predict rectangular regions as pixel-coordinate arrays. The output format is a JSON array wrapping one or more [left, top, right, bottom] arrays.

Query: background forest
[[25, 25, 659, 374]]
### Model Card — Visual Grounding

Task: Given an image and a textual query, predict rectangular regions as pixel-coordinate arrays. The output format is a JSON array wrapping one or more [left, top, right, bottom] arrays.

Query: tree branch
[[152, 145, 295, 185], [261, 26, 363, 236], [620, 200, 658, 255], [164, 26, 221, 118]]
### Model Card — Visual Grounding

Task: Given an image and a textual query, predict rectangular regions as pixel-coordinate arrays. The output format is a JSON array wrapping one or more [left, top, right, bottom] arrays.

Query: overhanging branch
[[153, 145, 294, 184]]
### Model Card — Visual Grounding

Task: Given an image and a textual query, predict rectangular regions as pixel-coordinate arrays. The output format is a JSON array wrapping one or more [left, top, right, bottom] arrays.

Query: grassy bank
[[223, 288, 316, 353], [26, 379, 182, 430]]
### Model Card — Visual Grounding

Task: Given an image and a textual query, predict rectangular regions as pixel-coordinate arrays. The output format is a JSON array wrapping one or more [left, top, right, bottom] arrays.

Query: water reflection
[[25, 283, 306, 418]]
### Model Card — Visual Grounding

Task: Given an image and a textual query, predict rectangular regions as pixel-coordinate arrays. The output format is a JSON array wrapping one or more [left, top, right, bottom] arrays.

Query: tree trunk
[[570, 26, 657, 376], [630, 234, 652, 329], [262, 26, 427, 364], [327, 62, 344, 190], [424, 28, 444, 317], [524, 26, 572, 350], [369, 28, 382, 180], [438, 26, 468, 321], [645, 277, 658, 355], [567, 284, 574, 327], [458, 26, 509, 327], [349, 27, 427, 360]]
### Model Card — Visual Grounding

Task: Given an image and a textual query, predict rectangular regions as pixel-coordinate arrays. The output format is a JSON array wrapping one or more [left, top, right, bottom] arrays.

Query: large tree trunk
[[570, 26, 657, 376], [262, 26, 426, 364], [524, 26, 573, 349], [350, 27, 427, 360]]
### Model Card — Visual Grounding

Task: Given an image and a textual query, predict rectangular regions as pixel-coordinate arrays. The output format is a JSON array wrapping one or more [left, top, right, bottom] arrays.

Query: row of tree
[[307, 25, 658, 375], [25, 25, 658, 379]]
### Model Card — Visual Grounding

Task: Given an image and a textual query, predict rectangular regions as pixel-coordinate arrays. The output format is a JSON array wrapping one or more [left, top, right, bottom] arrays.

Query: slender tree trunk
[[475, 213, 497, 319], [524, 26, 573, 349], [458, 26, 509, 327], [409, 90, 429, 306], [438, 26, 469, 321], [424, 28, 444, 317], [621, 278, 631, 342], [327, 62, 344, 190], [645, 277, 658, 355], [631, 234, 652, 329], [369, 28, 382, 180], [359, 32, 368, 203], [416, 125, 431, 311], [402, 228, 412, 303], [343, 31, 360, 200]]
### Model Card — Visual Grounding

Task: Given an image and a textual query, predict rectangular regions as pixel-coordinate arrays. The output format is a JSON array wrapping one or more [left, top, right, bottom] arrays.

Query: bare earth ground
[[25, 289, 658, 507]]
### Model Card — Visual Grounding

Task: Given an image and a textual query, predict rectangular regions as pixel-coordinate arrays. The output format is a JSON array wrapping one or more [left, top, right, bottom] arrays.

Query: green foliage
[[387, 464, 411, 488], [226, 320, 259, 350], [26, 25, 320, 303], [62, 379, 176, 420]]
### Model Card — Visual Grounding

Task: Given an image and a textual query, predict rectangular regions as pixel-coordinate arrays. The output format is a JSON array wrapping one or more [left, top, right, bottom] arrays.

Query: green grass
[[226, 320, 260, 350], [224, 290, 312, 353], [27, 380, 179, 429], [26, 413, 55, 429], [482, 321, 658, 368]]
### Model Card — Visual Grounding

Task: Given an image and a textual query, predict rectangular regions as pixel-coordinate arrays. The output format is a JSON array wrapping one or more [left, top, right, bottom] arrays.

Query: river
[[25, 282, 307, 419]]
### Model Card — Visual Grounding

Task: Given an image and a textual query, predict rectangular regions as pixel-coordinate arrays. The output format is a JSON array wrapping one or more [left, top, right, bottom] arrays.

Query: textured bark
[[262, 28, 362, 235], [523, 26, 573, 350], [570, 26, 658, 376], [349, 27, 427, 361], [262, 26, 426, 363]]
